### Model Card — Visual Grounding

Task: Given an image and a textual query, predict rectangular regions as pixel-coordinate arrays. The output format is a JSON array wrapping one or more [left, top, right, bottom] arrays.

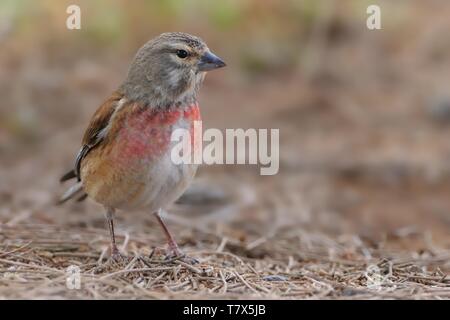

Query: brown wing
[[60, 91, 124, 183], [81, 91, 123, 146]]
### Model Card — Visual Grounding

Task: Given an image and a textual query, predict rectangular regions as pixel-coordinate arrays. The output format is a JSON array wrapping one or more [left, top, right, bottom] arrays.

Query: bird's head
[[121, 32, 226, 108]]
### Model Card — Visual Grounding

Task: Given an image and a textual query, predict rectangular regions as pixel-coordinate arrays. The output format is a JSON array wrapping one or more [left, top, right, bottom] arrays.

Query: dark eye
[[176, 49, 189, 59]]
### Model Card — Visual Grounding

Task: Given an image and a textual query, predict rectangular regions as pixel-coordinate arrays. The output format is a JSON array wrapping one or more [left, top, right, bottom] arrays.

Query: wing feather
[[60, 91, 124, 183]]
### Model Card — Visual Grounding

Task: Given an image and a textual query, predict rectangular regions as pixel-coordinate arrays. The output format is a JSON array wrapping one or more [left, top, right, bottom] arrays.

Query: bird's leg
[[153, 210, 199, 264], [104, 207, 121, 258], [153, 209, 182, 257]]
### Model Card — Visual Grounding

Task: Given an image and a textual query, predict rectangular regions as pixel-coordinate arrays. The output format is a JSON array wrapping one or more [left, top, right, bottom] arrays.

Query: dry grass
[[1, 220, 449, 299]]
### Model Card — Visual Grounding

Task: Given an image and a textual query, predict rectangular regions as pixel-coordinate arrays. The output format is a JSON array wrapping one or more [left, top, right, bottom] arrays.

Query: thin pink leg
[[105, 207, 120, 256], [154, 210, 182, 257]]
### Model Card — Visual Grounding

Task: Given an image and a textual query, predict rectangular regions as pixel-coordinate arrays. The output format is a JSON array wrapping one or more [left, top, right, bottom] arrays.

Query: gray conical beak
[[198, 51, 226, 72]]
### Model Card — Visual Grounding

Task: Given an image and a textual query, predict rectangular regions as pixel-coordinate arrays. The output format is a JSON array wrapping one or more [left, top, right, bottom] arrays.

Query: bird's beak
[[197, 51, 226, 72]]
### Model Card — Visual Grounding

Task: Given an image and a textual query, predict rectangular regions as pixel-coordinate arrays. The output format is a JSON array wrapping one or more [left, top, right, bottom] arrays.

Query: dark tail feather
[[57, 181, 84, 205], [60, 169, 77, 183], [76, 193, 88, 202]]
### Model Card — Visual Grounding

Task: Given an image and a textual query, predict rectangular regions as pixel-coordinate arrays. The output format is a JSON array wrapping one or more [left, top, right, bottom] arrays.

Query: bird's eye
[[176, 50, 189, 59]]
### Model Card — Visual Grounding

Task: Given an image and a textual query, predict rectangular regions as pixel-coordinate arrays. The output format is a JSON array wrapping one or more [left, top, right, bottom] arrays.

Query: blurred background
[[0, 0, 449, 260]]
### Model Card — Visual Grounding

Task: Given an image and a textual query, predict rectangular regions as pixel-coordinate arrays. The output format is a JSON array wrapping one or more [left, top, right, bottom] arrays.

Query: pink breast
[[114, 104, 201, 163]]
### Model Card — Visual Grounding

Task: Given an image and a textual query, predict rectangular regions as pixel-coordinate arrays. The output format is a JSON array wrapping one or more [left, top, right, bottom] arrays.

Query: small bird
[[59, 32, 226, 261]]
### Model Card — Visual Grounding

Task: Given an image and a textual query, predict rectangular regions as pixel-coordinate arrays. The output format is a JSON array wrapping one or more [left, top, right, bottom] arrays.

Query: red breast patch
[[114, 104, 201, 163]]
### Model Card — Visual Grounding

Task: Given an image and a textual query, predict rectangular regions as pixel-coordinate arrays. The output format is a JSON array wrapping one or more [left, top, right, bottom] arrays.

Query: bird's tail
[[57, 165, 87, 204], [58, 169, 88, 204], [58, 181, 86, 204]]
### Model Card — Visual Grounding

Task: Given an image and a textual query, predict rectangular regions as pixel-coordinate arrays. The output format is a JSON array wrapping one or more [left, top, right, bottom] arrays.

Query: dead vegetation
[[0, 216, 449, 299]]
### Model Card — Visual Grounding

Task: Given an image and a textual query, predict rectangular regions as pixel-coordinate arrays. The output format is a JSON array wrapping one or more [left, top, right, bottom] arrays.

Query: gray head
[[120, 32, 226, 108]]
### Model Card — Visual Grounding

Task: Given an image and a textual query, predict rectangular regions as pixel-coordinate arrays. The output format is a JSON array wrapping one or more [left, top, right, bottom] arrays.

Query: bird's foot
[[176, 254, 200, 265], [92, 249, 129, 274], [165, 243, 199, 265], [110, 251, 128, 264], [104, 247, 129, 266]]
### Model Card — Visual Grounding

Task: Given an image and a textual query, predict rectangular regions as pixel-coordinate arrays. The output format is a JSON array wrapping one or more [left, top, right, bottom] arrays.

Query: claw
[[108, 245, 128, 265], [111, 251, 128, 263], [165, 249, 199, 265]]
